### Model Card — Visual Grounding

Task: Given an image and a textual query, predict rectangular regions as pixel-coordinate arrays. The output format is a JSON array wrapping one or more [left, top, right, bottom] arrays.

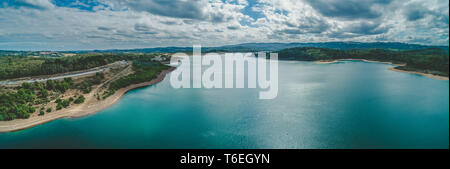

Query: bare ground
[[0, 67, 175, 133]]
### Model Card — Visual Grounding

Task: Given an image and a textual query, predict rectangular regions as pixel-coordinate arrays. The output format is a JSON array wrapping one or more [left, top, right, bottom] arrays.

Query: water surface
[[0, 60, 448, 148]]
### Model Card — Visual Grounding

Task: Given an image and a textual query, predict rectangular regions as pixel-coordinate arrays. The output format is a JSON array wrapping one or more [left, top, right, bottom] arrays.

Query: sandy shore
[[337, 59, 406, 66], [315, 59, 448, 80], [0, 67, 175, 133], [315, 59, 405, 66], [314, 60, 339, 64], [388, 67, 449, 81]]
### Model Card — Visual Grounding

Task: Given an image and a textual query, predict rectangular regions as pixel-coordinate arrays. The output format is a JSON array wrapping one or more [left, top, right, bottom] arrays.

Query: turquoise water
[[0, 60, 448, 148]]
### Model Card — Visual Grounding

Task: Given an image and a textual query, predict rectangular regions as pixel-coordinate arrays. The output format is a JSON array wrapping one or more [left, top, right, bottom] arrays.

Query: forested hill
[[91, 42, 449, 53], [3, 42, 445, 54], [277, 47, 449, 77], [0, 53, 160, 81]]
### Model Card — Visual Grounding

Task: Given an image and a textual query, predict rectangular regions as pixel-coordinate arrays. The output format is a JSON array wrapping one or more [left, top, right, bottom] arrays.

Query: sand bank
[[388, 67, 449, 81]]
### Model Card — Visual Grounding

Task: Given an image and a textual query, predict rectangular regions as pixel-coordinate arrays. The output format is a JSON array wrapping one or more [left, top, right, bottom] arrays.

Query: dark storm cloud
[[405, 9, 427, 21], [403, 3, 428, 21], [125, 0, 206, 20], [304, 0, 392, 19], [279, 17, 331, 34], [327, 21, 390, 39], [345, 21, 390, 35], [432, 12, 449, 28], [403, 2, 448, 29]]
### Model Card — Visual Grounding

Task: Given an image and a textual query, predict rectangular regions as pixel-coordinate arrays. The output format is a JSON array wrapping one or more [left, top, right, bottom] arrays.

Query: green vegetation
[[109, 63, 170, 91], [0, 52, 171, 121], [62, 100, 70, 108], [0, 62, 170, 121], [0, 53, 160, 80], [56, 103, 63, 110], [77, 72, 104, 94], [45, 78, 74, 93], [104, 62, 170, 99], [0, 78, 85, 121], [277, 47, 449, 77], [102, 89, 115, 99], [74, 95, 85, 104], [0, 87, 37, 120]]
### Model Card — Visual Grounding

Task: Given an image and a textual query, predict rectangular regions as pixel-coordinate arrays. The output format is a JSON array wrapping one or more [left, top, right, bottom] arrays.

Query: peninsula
[[0, 53, 174, 132]]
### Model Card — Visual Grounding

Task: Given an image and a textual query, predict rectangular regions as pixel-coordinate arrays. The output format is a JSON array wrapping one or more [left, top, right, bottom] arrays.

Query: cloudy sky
[[0, 0, 448, 50]]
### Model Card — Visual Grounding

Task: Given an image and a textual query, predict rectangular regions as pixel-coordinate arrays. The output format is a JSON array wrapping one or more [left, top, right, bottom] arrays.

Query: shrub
[[56, 103, 63, 110], [62, 100, 70, 108], [74, 95, 85, 104]]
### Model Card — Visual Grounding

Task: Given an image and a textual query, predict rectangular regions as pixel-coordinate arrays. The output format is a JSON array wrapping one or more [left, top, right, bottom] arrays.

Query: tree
[[56, 103, 63, 110], [62, 100, 70, 108], [74, 95, 85, 104], [46, 107, 52, 112], [46, 80, 56, 90], [39, 89, 49, 98], [21, 82, 31, 89]]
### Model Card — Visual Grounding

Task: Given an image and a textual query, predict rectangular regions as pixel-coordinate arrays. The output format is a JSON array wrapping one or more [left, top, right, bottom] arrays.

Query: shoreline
[[388, 67, 449, 81], [314, 59, 406, 66], [315, 59, 448, 80], [0, 67, 175, 133]]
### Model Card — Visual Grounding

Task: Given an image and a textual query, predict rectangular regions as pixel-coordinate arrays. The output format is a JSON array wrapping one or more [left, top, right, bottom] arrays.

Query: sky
[[0, 0, 448, 51]]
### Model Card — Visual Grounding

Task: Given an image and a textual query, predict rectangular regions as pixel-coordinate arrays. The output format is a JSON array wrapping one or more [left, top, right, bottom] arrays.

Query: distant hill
[[49, 42, 450, 54], [276, 47, 449, 77], [2, 42, 448, 55], [220, 42, 449, 51]]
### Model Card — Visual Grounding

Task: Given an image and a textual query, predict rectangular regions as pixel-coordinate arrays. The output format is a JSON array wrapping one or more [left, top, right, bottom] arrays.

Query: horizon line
[[1, 41, 449, 52]]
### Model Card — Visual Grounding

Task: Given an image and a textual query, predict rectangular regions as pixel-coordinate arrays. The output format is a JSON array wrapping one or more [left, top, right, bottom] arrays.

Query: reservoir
[[0, 59, 448, 148]]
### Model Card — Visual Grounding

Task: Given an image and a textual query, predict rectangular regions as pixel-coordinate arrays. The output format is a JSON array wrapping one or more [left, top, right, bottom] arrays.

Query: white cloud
[[0, 0, 447, 50], [11, 0, 55, 10]]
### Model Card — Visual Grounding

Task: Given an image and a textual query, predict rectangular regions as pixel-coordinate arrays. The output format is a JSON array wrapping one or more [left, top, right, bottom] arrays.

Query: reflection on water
[[0, 60, 448, 149]]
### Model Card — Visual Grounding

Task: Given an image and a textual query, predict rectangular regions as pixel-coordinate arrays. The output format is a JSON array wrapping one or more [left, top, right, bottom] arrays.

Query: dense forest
[[0, 53, 160, 80], [277, 47, 449, 77]]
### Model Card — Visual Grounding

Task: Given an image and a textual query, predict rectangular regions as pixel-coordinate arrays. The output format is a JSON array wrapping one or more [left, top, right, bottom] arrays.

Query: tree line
[[0, 53, 160, 80], [277, 47, 449, 76], [104, 62, 170, 99]]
